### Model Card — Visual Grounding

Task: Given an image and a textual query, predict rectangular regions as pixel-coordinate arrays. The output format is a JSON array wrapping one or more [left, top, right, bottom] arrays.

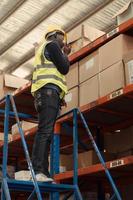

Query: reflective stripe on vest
[[35, 63, 55, 70], [32, 74, 67, 85]]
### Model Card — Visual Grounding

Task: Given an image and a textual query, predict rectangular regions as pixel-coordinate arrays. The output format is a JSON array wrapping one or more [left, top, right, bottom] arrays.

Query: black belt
[[43, 83, 62, 95]]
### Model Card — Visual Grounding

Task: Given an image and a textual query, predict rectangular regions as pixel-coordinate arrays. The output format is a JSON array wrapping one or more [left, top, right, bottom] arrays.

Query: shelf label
[[110, 159, 124, 168], [109, 89, 123, 99], [107, 27, 119, 38]]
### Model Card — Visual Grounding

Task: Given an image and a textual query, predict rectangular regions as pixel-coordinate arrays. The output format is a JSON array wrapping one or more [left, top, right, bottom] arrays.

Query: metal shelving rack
[[0, 18, 132, 199]]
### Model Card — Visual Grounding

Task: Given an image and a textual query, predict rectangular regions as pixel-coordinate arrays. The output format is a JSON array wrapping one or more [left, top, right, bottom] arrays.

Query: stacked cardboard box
[[113, 1, 133, 25], [66, 62, 78, 90], [67, 24, 104, 55], [99, 34, 133, 97], [61, 62, 79, 115], [0, 71, 29, 99], [79, 50, 99, 106], [62, 34, 133, 114]]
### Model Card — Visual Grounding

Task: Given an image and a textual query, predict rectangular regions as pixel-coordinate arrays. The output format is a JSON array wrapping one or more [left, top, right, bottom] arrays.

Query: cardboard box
[[99, 61, 125, 97], [104, 126, 133, 153], [113, 1, 133, 25], [0, 72, 29, 99], [60, 154, 73, 171], [66, 62, 78, 90], [79, 50, 99, 83], [123, 50, 133, 85], [61, 87, 79, 115], [12, 121, 37, 135], [79, 75, 99, 106], [99, 34, 133, 71], [0, 132, 12, 142], [67, 24, 104, 44], [59, 151, 116, 172], [15, 170, 31, 181], [78, 150, 116, 168], [69, 37, 90, 55]]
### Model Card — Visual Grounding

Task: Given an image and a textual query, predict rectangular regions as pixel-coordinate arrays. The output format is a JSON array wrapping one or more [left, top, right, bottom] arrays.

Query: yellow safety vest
[[31, 41, 68, 99]]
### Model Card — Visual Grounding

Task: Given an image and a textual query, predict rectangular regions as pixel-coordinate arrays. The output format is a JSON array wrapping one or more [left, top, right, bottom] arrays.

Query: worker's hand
[[63, 44, 71, 55], [60, 99, 67, 108]]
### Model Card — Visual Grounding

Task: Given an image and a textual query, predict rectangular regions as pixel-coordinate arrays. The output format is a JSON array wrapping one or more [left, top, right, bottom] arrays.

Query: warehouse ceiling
[[0, 0, 129, 79]]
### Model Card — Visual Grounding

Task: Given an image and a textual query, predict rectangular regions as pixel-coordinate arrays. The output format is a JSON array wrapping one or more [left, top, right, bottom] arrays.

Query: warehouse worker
[[31, 25, 70, 182]]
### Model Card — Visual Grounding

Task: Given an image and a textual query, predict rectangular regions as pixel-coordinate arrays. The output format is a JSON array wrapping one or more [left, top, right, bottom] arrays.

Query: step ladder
[[0, 95, 83, 200]]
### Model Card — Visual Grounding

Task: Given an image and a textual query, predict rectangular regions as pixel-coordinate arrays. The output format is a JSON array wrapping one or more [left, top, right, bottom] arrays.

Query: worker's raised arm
[[44, 41, 70, 75]]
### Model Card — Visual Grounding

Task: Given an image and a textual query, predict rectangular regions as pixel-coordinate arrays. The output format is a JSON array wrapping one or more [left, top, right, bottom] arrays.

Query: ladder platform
[[2, 179, 75, 193]]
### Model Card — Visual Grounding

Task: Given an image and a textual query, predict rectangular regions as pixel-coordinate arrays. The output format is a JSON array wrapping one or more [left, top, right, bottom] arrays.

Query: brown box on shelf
[[67, 24, 104, 44], [99, 34, 133, 71], [60, 154, 73, 171], [79, 50, 99, 83], [69, 37, 90, 55], [0, 132, 12, 142], [68, 24, 104, 55], [11, 121, 37, 135], [0, 72, 29, 99], [99, 61, 125, 97], [78, 150, 116, 168], [123, 50, 133, 85], [104, 126, 133, 154], [79, 75, 99, 107], [113, 1, 133, 25], [61, 87, 79, 115], [59, 151, 116, 171], [66, 62, 78, 90]]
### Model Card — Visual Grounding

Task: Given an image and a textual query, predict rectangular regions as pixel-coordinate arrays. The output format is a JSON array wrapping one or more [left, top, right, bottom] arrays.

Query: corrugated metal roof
[[0, 0, 130, 78]]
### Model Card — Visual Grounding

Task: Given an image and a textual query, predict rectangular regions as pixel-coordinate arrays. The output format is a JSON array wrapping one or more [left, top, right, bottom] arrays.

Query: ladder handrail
[[9, 95, 43, 200], [77, 108, 122, 200]]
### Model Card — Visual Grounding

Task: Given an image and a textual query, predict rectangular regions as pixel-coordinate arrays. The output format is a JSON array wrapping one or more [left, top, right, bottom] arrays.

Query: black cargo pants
[[32, 86, 60, 177]]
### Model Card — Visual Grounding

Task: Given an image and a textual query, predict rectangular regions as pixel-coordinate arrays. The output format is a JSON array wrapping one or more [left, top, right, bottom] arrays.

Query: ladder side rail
[[78, 108, 122, 200], [9, 95, 42, 200]]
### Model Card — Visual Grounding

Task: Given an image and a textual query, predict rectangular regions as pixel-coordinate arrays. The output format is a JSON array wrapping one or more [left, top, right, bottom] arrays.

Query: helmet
[[45, 25, 67, 43]]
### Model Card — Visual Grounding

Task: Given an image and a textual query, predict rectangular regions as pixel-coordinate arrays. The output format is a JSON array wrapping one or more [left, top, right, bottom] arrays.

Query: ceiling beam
[[65, 0, 115, 32], [6, 49, 34, 73], [0, 0, 27, 25], [0, 0, 69, 56], [6, 0, 115, 74]]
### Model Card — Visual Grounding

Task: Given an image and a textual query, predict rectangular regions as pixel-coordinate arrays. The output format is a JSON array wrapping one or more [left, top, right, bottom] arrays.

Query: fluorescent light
[[115, 130, 121, 133]]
